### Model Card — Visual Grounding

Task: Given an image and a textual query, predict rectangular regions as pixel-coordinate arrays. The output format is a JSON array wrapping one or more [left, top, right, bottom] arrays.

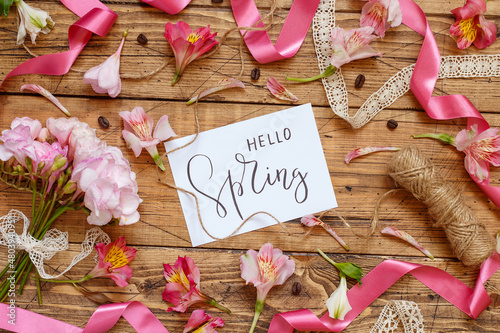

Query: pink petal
[[187, 78, 245, 105], [240, 249, 260, 284], [387, 0, 402, 27], [300, 214, 322, 227], [381, 226, 434, 259], [473, 15, 497, 49], [183, 310, 211, 333], [266, 77, 299, 102], [122, 130, 143, 157], [153, 115, 177, 141], [348, 45, 383, 63], [345, 146, 400, 163], [20, 84, 71, 116]]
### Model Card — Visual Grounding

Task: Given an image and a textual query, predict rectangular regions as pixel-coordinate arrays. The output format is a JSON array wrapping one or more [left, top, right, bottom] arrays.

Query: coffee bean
[[354, 74, 365, 88], [98, 116, 110, 129], [387, 119, 398, 129], [137, 34, 148, 45], [212, 0, 223, 3], [292, 282, 301, 295], [251, 67, 260, 80]]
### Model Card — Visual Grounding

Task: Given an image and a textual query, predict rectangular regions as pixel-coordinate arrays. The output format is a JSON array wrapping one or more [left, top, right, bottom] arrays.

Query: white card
[[165, 103, 337, 246]]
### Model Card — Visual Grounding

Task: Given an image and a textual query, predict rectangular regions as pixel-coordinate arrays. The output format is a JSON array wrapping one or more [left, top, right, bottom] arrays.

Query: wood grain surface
[[1, 0, 500, 332]]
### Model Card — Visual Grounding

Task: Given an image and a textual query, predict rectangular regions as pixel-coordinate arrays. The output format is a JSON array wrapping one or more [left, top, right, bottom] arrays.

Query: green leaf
[[0, 0, 13, 18], [334, 262, 364, 285]]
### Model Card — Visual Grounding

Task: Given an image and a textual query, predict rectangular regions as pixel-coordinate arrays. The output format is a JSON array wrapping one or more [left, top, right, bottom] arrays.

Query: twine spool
[[388, 146, 496, 266]]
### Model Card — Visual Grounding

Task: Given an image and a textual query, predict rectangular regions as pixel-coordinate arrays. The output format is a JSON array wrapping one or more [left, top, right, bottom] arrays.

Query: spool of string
[[387, 145, 496, 266]]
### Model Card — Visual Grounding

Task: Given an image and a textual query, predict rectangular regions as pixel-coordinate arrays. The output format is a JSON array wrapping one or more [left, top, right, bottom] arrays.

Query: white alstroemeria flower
[[15, 0, 54, 45], [325, 275, 352, 320]]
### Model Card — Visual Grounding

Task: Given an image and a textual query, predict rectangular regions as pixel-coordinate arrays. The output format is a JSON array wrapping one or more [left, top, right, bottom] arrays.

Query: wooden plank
[[1, 246, 499, 332], [0, 96, 498, 260]]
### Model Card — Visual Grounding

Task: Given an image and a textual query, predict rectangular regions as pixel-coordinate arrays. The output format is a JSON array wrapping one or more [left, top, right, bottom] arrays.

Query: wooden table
[[1, 0, 500, 332]]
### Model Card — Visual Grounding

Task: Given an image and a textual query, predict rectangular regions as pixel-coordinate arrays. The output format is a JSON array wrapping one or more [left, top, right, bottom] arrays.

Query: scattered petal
[[267, 77, 299, 102], [345, 146, 400, 163], [301, 215, 349, 251], [187, 78, 245, 105], [20, 84, 70, 116], [381, 226, 434, 260]]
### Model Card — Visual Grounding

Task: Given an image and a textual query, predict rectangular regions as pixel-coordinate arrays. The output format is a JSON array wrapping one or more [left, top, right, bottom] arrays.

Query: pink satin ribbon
[[0, 301, 169, 333], [230, 0, 321, 64], [399, 0, 500, 206], [267, 253, 500, 332], [0, 0, 117, 87], [141, 0, 191, 15]]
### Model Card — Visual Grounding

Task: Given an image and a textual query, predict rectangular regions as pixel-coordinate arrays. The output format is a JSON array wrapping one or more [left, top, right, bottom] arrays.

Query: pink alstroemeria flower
[[85, 237, 137, 287], [381, 226, 434, 260], [360, 0, 402, 38], [164, 21, 218, 85], [267, 77, 299, 103], [163, 256, 230, 314], [345, 146, 400, 163], [183, 309, 224, 333], [240, 243, 295, 333], [83, 30, 128, 98], [413, 125, 500, 182], [330, 26, 382, 69], [119, 106, 177, 171], [450, 0, 497, 50]]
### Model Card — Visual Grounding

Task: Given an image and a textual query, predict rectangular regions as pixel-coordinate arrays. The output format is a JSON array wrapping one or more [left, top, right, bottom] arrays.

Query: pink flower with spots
[[330, 26, 382, 69], [360, 0, 402, 38], [240, 243, 295, 333], [119, 106, 176, 171]]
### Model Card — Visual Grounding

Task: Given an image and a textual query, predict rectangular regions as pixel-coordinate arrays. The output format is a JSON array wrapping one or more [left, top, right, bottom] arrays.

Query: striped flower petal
[[345, 146, 400, 163], [381, 226, 434, 259], [20, 84, 70, 116], [267, 77, 299, 102], [187, 78, 245, 105]]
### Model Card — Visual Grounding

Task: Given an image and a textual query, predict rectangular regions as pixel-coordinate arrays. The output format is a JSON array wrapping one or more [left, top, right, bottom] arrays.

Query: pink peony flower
[[0, 118, 41, 166], [163, 256, 230, 314], [450, 0, 497, 50], [240, 243, 295, 333], [46, 117, 81, 147], [85, 237, 137, 287], [119, 106, 176, 171], [11, 117, 42, 139], [183, 309, 224, 333], [330, 26, 382, 69], [83, 30, 128, 98], [68, 123, 105, 165], [32, 140, 68, 176], [360, 0, 402, 38], [455, 124, 500, 182], [164, 21, 218, 85], [267, 77, 299, 103]]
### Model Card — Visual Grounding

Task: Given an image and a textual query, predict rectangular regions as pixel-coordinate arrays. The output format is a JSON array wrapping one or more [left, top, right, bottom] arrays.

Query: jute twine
[[388, 146, 496, 266]]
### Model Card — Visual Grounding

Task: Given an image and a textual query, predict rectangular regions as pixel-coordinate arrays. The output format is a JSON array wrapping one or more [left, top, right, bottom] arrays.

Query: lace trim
[[370, 300, 425, 333], [312, 0, 500, 128]]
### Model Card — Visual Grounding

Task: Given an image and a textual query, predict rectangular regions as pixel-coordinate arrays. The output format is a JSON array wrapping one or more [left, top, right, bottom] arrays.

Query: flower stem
[[412, 133, 455, 146], [153, 154, 166, 171], [249, 301, 264, 333], [171, 72, 180, 86], [35, 270, 42, 305], [37, 275, 91, 284], [286, 65, 336, 82], [208, 298, 231, 315], [318, 248, 336, 266]]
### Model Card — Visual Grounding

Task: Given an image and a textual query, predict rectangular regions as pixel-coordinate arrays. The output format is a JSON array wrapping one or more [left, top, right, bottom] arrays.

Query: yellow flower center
[[187, 33, 201, 44], [258, 257, 276, 281], [459, 18, 478, 42], [104, 245, 129, 269], [166, 269, 191, 291]]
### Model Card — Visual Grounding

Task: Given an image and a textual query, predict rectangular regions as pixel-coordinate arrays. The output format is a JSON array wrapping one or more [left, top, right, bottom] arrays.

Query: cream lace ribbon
[[0, 209, 110, 279], [370, 300, 425, 333], [312, 0, 500, 128]]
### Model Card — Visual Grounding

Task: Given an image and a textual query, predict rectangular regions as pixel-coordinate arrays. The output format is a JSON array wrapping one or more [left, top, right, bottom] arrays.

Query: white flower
[[15, 0, 54, 45], [325, 275, 352, 320]]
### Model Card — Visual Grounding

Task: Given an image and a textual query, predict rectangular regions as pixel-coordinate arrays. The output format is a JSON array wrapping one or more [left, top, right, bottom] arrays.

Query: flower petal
[[20, 84, 71, 116], [345, 146, 400, 163], [381, 226, 434, 259], [153, 115, 177, 141], [267, 77, 299, 102]]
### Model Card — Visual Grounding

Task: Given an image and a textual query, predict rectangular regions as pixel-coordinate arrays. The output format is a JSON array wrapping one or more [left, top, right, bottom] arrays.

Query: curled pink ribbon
[[399, 0, 500, 206], [0, 301, 169, 333], [267, 253, 500, 332], [230, 0, 321, 64], [141, 0, 191, 15], [0, 0, 117, 87]]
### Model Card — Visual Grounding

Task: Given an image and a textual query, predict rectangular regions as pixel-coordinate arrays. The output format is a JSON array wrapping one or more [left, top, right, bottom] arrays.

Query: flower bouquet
[[0, 116, 141, 303]]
